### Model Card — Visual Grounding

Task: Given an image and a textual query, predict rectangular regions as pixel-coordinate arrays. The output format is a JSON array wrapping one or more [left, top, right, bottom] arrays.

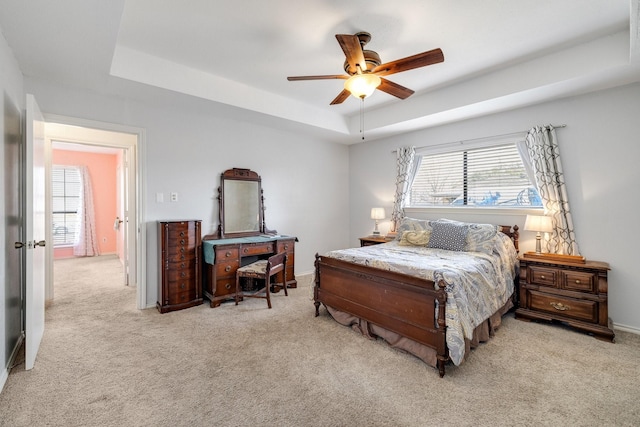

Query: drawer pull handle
[[225, 283, 231, 290], [181, 255, 185, 260], [180, 232, 185, 237], [225, 265, 231, 272], [575, 279, 581, 284], [181, 283, 185, 289], [181, 272, 186, 278], [550, 302, 570, 311], [225, 251, 232, 257], [180, 247, 185, 253], [181, 262, 185, 268], [284, 244, 289, 250], [180, 239, 185, 244], [243, 248, 248, 253], [540, 275, 546, 279]]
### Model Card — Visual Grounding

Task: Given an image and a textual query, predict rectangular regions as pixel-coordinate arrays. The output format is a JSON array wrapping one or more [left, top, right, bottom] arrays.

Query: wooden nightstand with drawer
[[359, 236, 393, 247], [515, 256, 614, 342]]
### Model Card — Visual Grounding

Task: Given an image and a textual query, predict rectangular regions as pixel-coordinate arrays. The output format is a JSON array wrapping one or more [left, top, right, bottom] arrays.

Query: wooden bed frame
[[314, 225, 519, 377]]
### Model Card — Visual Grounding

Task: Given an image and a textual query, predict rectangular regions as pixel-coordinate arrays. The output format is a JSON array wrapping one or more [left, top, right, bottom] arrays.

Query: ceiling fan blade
[[372, 48, 444, 76], [336, 34, 367, 73], [377, 78, 415, 99], [330, 89, 351, 105], [287, 75, 348, 81]]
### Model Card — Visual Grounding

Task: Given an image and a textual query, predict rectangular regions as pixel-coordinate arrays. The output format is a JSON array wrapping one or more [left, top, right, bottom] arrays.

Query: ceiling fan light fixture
[[344, 73, 381, 99]]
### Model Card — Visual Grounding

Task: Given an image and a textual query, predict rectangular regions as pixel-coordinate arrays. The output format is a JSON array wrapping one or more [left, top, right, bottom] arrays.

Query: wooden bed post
[[314, 253, 321, 317], [435, 287, 448, 378]]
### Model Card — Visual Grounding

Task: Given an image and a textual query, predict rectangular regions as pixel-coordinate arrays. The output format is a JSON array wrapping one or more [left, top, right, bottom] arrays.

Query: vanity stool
[[235, 252, 288, 309]]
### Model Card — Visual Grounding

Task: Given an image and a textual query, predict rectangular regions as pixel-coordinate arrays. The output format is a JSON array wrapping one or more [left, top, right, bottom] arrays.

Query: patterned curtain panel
[[525, 126, 580, 256], [390, 146, 416, 233], [73, 165, 100, 257]]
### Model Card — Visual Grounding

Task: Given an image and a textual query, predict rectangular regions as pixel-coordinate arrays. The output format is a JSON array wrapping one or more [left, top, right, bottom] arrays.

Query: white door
[[116, 158, 127, 284], [124, 148, 137, 291], [25, 94, 46, 370]]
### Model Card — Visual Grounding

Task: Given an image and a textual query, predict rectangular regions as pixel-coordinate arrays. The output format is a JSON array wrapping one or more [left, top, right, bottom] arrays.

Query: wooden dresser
[[157, 220, 203, 313], [202, 235, 296, 307], [516, 255, 614, 342]]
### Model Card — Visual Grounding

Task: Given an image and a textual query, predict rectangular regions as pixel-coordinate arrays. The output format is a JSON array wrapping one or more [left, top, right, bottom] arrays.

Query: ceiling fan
[[287, 32, 444, 105]]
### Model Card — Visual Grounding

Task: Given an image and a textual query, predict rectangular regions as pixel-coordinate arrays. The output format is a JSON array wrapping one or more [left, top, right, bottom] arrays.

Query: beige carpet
[[1, 254, 639, 427]]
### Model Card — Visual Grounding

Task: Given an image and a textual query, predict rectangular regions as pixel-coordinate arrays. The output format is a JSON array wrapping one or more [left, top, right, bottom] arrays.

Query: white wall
[[24, 78, 350, 308], [18, 66, 640, 331], [349, 83, 640, 332], [0, 29, 25, 390]]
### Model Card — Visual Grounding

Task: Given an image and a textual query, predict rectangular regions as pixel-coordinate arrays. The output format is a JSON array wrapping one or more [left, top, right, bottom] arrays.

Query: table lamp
[[524, 214, 553, 254], [370, 207, 385, 236]]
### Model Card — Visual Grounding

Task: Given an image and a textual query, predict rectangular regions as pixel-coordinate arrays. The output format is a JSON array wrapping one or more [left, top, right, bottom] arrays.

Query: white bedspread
[[324, 234, 518, 365]]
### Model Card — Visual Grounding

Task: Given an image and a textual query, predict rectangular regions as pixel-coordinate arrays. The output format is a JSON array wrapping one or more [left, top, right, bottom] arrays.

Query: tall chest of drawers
[[157, 220, 203, 313], [516, 256, 614, 341]]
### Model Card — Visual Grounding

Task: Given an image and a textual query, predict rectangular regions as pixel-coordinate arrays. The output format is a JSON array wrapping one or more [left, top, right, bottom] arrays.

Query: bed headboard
[[498, 225, 519, 252]]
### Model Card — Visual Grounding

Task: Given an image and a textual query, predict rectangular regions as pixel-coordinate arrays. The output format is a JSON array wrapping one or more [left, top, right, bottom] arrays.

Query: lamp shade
[[344, 74, 381, 99], [524, 215, 553, 232], [370, 207, 385, 220]]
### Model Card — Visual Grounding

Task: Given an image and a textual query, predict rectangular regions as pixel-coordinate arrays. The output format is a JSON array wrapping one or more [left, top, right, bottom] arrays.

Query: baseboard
[[612, 322, 640, 335], [1, 334, 24, 395], [0, 367, 8, 395]]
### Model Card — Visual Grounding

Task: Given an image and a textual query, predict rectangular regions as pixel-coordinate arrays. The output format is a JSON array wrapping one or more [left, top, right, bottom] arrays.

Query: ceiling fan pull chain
[[360, 96, 365, 140]]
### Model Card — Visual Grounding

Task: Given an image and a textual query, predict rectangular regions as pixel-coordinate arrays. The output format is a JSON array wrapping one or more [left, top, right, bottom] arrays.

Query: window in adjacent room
[[52, 166, 81, 246], [407, 141, 542, 208]]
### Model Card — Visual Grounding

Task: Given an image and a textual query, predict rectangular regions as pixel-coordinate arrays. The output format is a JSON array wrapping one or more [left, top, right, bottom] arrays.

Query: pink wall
[[52, 149, 118, 259]]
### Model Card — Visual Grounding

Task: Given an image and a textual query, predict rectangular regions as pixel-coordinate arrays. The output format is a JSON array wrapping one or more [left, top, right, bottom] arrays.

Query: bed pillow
[[435, 218, 499, 254], [426, 221, 469, 251], [398, 230, 432, 246], [394, 217, 433, 240], [465, 223, 499, 254]]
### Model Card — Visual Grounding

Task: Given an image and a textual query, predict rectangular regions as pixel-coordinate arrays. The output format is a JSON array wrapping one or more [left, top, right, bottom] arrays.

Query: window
[[52, 166, 81, 246], [408, 142, 542, 208]]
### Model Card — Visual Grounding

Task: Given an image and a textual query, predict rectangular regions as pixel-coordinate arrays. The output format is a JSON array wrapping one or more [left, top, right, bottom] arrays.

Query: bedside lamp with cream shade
[[370, 207, 385, 236], [524, 214, 553, 254]]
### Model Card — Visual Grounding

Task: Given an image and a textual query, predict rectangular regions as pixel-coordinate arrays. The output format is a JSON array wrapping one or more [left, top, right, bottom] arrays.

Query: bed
[[313, 218, 519, 377]]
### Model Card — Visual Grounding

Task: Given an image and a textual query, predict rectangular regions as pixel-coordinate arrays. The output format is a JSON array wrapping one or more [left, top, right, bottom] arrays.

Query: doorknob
[[34, 240, 46, 247], [15, 241, 25, 249], [114, 217, 124, 230]]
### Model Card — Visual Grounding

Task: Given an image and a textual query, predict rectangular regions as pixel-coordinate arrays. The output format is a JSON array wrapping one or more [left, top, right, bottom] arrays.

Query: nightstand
[[359, 236, 393, 247], [515, 255, 614, 342]]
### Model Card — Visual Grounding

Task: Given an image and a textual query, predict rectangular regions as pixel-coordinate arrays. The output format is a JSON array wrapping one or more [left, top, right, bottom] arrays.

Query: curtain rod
[[392, 124, 566, 153]]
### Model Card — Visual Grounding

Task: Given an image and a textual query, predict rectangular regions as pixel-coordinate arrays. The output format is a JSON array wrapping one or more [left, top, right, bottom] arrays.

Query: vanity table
[[203, 235, 296, 307], [202, 168, 297, 307]]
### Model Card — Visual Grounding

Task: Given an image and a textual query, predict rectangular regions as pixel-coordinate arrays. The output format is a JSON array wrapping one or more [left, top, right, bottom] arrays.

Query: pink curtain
[[73, 165, 100, 256]]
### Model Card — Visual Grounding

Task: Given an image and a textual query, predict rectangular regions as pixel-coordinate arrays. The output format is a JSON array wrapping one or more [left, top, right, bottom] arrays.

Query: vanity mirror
[[217, 168, 270, 238]]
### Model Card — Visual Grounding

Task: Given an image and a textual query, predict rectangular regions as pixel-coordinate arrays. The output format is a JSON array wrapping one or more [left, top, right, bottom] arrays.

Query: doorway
[[42, 119, 145, 309]]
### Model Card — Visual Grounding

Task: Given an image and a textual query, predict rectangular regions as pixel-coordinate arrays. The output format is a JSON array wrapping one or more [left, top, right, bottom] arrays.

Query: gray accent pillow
[[427, 221, 469, 251]]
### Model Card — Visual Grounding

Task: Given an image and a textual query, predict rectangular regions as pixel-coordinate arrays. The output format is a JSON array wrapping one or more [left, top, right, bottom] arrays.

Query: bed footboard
[[314, 254, 449, 377]]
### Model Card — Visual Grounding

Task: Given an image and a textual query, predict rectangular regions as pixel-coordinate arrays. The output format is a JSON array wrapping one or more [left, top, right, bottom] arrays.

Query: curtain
[[525, 126, 580, 256], [390, 146, 416, 233], [73, 165, 100, 256]]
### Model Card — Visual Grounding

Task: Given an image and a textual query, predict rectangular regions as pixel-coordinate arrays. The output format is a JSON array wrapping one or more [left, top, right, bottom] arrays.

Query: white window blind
[[52, 166, 81, 246], [408, 143, 542, 208]]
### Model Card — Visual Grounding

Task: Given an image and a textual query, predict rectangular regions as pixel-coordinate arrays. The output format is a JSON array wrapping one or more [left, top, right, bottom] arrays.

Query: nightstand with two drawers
[[515, 255, 614, 342]]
